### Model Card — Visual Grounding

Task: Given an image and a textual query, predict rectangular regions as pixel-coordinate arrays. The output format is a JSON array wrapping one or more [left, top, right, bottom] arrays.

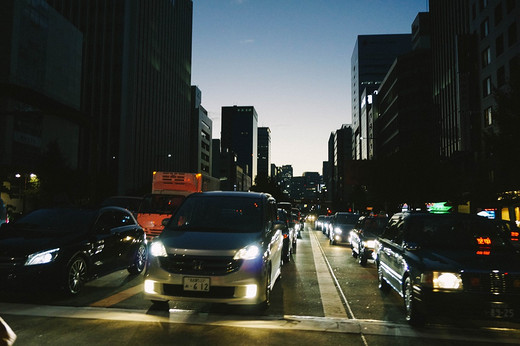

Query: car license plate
[[489, 302, 514, 318], [183, 277, 210, 292]]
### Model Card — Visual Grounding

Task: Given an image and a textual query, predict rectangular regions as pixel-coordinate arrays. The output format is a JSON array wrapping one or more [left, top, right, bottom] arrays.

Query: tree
[[250, 175, 286, 201]]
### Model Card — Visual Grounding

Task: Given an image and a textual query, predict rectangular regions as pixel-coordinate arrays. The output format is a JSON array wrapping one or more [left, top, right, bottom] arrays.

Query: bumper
[[416, 288, 520, 320], [0, 263, 63, 290], [143, 256, 267, 305]]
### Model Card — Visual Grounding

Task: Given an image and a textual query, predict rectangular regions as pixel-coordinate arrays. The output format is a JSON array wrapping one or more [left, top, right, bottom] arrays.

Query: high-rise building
[[221, 106, 258, 180], [45, 0, 194, 197], [191, 86, 212, 175], [257, 127, 271, 179], [430, 0, 479, 159], [351, 34, 412, 159]]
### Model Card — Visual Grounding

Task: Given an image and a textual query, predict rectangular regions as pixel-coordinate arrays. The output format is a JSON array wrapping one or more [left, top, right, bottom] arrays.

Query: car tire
[[329, 236, 336, 245], [257, 267, 271, 311], [404, 277, 424, 326], [351, 246, 358, 258], [377, 262, 390, 292], [64, 256, 88, 295], [128, 243, 147, 275], [292, 239, 297, 254]]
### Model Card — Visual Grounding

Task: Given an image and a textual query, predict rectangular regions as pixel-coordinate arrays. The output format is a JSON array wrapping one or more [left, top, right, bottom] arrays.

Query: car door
[[109, 210, 143, 267], [378, 214, 405, 291], [267, 200, 283, 284], [90, 210, 124, 274]]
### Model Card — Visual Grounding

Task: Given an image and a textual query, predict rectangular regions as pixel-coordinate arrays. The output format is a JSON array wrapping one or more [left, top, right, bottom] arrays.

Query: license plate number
[[489, 303, 514, 318], [183, 277, 210, 292]]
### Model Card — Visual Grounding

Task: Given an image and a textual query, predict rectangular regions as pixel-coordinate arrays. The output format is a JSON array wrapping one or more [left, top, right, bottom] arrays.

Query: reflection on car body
[[144, 191, 284, 309], [350, 214, 389, 265], [277, 209, 297, 263], [0, 207, 147, 295], [376, 212, 520, 325]]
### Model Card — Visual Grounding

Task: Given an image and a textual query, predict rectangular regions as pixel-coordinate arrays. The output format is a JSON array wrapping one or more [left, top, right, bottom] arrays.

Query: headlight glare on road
[[422, 271, 463, 290], [25, 248, 60, 266], [150, 241, 168, 257], [234, 244, 260, 260]]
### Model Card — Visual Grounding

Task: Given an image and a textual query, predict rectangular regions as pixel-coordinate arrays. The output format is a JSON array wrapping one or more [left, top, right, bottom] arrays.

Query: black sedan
[[0, 207, 147, 295], [376, 212, 520, 325], [349, 214, 389, 265]]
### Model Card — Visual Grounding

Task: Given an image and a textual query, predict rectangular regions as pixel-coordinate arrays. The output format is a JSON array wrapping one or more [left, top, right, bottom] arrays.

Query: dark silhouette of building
[[44, 0, 194, 197], [221, 105, 258, 181], [190, 86, 212, 175], [257, 127, 271, 179], [351, 34, 412, 160]]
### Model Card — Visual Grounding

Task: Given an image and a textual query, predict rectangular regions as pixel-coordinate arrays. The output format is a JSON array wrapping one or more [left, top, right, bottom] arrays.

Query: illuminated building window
[[484, 107, 493, 126]]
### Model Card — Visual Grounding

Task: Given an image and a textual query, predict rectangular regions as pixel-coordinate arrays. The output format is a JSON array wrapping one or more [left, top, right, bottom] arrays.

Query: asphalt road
[[1, 223, 520, 345]]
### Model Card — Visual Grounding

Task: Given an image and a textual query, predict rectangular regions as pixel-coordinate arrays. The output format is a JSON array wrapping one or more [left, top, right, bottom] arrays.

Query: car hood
[[159, 230, 263, 256], [0, 227, 82, 257], [418, 248, 520, 272]]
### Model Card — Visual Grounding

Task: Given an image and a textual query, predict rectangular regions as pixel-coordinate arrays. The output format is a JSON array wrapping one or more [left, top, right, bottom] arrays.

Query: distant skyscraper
[[351, 34, 412, 159], [257, 127, 271, 179], [190, 86, 212, 175], [221, 106, 258, 180]]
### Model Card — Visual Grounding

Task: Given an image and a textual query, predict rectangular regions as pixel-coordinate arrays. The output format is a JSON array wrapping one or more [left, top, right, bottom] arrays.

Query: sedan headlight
[[25, 248, 60, 266], [421, 271, 463, 290], [334, 227, 342, 234], [150, 241, 168, 257], [234, 244, 260, 260]]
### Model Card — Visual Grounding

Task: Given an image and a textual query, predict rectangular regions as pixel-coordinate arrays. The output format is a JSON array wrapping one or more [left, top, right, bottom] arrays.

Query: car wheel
[[377, 262, 390, 292], [351, 246, 358, 258], [257, 267, 271, 311], [358, 247, 367, 266], [329, 236, 336, 245], [65, 256, 87, 295], [404, 277, 424, 325], [292, 239, 297, 254], [128, 243, 147, 275]]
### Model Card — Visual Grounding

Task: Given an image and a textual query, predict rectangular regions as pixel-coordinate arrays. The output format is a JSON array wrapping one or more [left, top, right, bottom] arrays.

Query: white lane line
[[309, 230, 347, 318], [2, 303, 520, 344]]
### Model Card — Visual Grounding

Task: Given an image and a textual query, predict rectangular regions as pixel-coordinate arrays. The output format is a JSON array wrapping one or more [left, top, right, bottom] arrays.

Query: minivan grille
[[159, 255, 242, 275]]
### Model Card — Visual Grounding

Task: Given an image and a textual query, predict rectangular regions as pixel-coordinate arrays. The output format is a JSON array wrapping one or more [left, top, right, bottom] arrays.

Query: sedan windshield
[[406, 215, 511, 250], [166, 196, 263, 233], [12, 209, 96, 234]]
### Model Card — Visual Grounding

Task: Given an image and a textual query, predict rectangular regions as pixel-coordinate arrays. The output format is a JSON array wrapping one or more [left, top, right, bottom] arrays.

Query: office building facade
[[257, 127, 271, 179], [221, 106, 258, 181]]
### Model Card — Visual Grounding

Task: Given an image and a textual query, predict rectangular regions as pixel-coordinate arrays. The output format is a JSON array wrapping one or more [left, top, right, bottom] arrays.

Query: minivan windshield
[[165, 196, 263, 233]]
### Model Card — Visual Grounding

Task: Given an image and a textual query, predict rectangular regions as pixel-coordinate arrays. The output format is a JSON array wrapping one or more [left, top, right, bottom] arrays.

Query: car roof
[[191, 191, 273, 200]]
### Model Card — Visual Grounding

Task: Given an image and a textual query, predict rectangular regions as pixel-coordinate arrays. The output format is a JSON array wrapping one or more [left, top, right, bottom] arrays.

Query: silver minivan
[[144, 191, 284, 309]]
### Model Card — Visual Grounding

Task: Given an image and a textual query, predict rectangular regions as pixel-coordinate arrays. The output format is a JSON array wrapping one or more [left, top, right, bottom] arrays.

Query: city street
[[1, 223, 520, 345]]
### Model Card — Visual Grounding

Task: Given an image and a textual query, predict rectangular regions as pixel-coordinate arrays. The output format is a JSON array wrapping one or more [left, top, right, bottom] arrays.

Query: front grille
[[159, 255, 242, 275], [163, 284, 235, 298], [463, 272, 520, 294]]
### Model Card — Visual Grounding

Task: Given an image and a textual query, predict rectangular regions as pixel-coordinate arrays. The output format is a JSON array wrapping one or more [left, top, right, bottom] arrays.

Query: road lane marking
[[309, 230, 347, 318], [2, 302, 520, 344], [90, 285, 143, 307]]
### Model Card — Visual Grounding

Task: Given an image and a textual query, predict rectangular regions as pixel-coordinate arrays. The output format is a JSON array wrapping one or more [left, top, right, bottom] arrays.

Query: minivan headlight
[[150, 241, 168, 257], [334, 227, 342, 234], [421, 271, 463, 290], [25, 248, 60, 266], [234, 244, 260, 260]]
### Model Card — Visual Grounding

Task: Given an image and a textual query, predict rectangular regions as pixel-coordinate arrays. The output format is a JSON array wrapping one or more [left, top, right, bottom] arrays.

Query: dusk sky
[[191, 0, 429, 176]]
